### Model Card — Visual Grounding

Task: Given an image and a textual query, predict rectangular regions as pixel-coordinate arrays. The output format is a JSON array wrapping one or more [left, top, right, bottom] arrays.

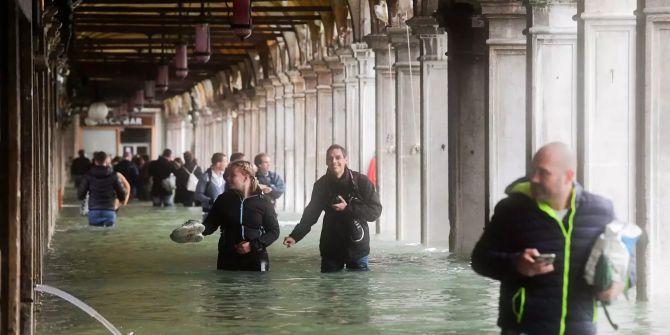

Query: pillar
[[257, 87, 267, 154], [301, 66, 319, 201], [313, 60, 333, 177], [340, 49, 361, 171], [264, 78, 277, 160], [641, 0, 670, 300], [353, 43, 377, 193], [578, 0, 637, 225], [389, 26, 422, 242], [481, 0, 528, 216], [410, 17, 450, 247], [274, 74, 287, 210], [528, 0, 578, 151], [327, 56, 347, 148], [282, 73, 296, 212], [366, 33, 397, 238], [290, 71, 307, 211]]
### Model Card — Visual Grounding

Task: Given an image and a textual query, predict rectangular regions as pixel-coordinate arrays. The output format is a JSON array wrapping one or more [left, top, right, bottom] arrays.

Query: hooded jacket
[[78, 165, 126, 210], [290, 168, 382, 262], [471, 178, 614, 335], [202, 189, 280, 266]]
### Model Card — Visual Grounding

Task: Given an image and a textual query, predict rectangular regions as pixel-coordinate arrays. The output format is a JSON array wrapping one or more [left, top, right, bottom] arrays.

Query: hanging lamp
[[175, 0, 189, 79], [232, 0, 252, 39], [193, 0, 211, 63], [144, 80, 156, 100], [135, 89, 145, 111], [156, 24, 169, 92], [145, 34, 157, 100]]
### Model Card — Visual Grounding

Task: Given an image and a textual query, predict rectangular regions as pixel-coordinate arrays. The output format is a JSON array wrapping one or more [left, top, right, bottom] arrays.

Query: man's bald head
[[529, 142, 576, 208], [533, 142, 576, 173]]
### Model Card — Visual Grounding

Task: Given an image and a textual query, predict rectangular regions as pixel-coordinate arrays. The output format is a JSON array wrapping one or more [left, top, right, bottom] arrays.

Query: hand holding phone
[[533, 253, 556, 264]]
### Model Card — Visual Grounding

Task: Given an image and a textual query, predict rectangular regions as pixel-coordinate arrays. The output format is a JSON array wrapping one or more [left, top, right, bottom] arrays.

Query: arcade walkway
[[34, 190, 666, 334], [4, 0, 670, 333]]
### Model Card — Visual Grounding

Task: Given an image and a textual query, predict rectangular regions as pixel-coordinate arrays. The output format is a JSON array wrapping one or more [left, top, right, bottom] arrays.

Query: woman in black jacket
[[202, 160, 280, 271]]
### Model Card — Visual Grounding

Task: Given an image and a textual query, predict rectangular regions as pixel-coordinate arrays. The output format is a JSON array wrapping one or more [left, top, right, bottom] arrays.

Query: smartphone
[[533, 253, 556, 264]]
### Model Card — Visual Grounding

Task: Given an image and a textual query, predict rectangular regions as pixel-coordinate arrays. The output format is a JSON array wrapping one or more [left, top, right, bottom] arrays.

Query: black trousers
[[217, 249, 270, 272]]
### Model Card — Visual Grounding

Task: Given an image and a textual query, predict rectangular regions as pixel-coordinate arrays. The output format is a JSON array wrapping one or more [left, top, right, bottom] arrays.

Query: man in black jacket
[[284, 144, 382, 272], [114, 151, 139, 198], [471, 142, 614, 335], [148, 149, 177, 207], [78, 151, 126, 227], [71, 149, 91, 187]]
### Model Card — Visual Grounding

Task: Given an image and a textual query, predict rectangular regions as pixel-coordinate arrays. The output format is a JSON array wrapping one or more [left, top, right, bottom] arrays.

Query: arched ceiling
[[69, 0, 336, 105]]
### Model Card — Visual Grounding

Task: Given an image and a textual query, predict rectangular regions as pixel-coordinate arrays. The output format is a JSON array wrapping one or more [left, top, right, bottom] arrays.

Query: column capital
[[325, 56, 345, 85], [288, 70, 306, 96], [481, 0, 526, 17], [481, 0, 527, 43], [311, 60, 333, 88], [408, 16, 448, 61], [299, 65, 318, 93], [527, 0, 577, 36], [582, 0, 636, 16], [387, 26, 421, 49], [364, 33, 392, 52]]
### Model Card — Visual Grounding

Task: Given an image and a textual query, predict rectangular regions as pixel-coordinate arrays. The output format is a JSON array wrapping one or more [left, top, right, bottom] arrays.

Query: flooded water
[[36, 192, 669, 334]]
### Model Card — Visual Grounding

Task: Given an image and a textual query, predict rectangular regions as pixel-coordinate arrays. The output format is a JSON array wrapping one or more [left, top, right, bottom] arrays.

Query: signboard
[[81, 115, 154, 127]]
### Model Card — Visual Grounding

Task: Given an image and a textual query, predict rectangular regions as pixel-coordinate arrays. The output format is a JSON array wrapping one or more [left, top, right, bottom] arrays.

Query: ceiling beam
[[74, 36, 277, 45], [74, 5, 331, 13], [75, 24, 296, 34], [73, 14, 319, 24]]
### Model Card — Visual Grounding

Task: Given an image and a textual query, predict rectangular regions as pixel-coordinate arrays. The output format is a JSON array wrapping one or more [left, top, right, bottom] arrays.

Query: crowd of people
[[70, 141, 636, 334]]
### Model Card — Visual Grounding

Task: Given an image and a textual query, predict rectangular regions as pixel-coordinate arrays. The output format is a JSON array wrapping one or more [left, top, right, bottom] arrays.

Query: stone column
[[274, 74, 287, 210], [282, 73, 296, 212], [353, 43, 377, 191], [410, 17, 450, 247], [301, 66, 319, 200], [327, 56, 347, 148], [481, 0, 528, 215], [290, 71, 307, 211], [222, 100, 234, 155], [215, 112, 225, 153], [243, 94, 253, 156], [389, 26, 422, 242], [254, 87, 266, 155], [528, 0, 578, 151], [641, 0, 670, 300], [578, 0, 637, 224], [313, 60, 333, 177], [264, 78, 277, 160], [366, 33, 397, 238], [340, 48, 361, 171]]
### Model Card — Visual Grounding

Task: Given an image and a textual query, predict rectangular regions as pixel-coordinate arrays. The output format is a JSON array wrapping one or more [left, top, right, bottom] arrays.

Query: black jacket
[[71, 156, 91, 176], [148, 156, 176, 196], [114, 160, 139, 187], [175, 161, 202, 204], [471, 179, 614, 335], [290, 168, 382, 262], [202, 189, 280, 264], [78, 165, 126, 210]]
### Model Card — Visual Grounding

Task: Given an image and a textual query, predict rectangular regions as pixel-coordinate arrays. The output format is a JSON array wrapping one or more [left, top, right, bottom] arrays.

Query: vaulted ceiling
[[68, 0, 335, 105]]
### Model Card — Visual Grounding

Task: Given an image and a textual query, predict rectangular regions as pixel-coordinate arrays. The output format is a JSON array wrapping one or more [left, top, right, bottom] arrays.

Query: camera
[[331, 195, 344, 205]]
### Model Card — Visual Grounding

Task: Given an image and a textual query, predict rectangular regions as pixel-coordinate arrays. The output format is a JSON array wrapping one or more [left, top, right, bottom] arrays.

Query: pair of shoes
[[350, 220, 365, 243], [170, 219, 205, 243]]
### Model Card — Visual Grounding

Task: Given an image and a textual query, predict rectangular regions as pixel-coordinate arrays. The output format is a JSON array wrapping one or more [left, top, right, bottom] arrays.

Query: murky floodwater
[[36, 192, 669, 334]]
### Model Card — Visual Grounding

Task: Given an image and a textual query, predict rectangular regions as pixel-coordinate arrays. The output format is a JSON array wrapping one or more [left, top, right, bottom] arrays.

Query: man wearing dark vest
[[472, 142, 615, 335]]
